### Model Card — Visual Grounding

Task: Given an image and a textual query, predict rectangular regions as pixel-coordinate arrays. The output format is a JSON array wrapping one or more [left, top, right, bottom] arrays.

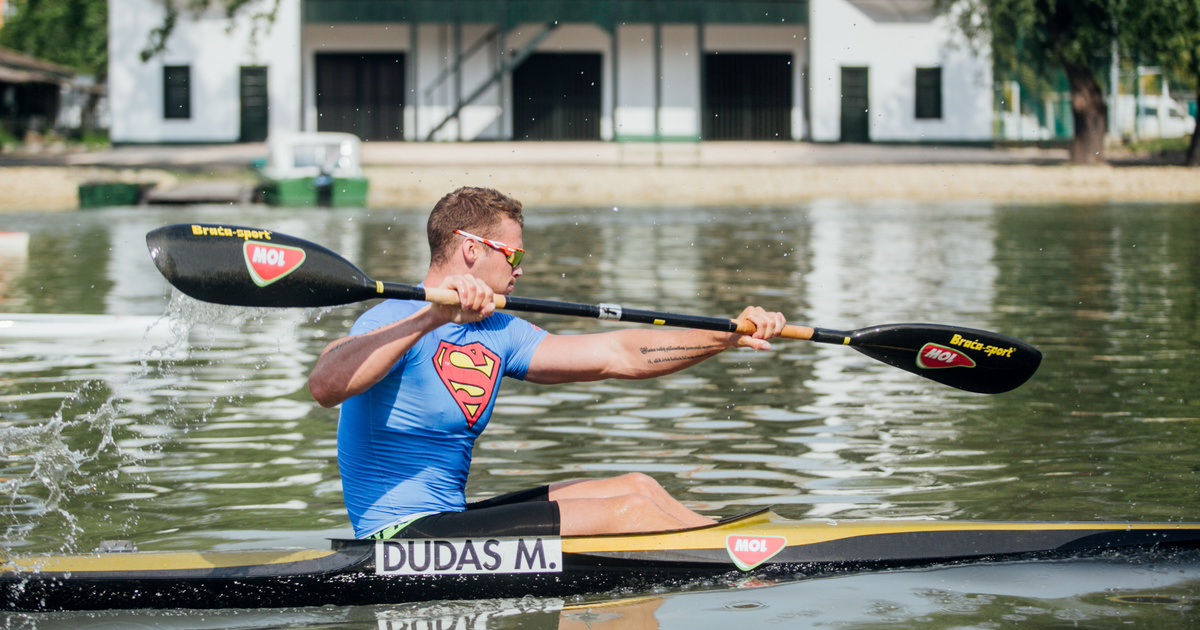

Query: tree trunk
[[1064, 61, 1108, 164]]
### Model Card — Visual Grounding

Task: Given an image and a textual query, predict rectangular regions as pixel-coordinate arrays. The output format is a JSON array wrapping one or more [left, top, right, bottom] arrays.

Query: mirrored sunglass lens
[[507, 250, 524, 267]]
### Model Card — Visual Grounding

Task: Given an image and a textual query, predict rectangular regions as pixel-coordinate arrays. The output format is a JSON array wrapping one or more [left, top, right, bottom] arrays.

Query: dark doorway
[[840, 66, 870, 143], [703, 53, 792, 140], [315, 53, 405, 141], [239, 66, 269, 142], [512, 53, 601, 140]]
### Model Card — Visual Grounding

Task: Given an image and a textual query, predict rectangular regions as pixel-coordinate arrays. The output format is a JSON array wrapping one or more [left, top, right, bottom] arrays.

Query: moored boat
[[5, 509, 1200, 612], [254, 132, 369, 207]]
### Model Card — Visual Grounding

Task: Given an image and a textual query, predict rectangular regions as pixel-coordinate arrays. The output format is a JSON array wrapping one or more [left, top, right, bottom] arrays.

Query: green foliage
[[1116, 0, 1200, 164], [1118, 0, 1200, 84], [80, 128, 110, 149], [1123, 134, 1192, 155], [0, 0, 108, 78], [140, 0, 279, 62], [0, 125, 18, 147], [938, 0, 1115, 82], [937, 0, 1118, 162]]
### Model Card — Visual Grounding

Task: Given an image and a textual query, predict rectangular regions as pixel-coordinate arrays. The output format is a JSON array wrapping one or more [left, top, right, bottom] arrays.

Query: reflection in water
[[0, 231, 29, 308], [2, 203, 1200, 626]]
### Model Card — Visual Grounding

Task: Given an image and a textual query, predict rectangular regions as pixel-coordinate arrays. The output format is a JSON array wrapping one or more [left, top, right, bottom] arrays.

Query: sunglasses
[[454, 229, 525, 268]]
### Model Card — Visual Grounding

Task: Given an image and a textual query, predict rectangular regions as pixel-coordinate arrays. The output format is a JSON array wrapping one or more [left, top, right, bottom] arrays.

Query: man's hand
[[732, 306, 787, 351], [432, 274, 497, 325]]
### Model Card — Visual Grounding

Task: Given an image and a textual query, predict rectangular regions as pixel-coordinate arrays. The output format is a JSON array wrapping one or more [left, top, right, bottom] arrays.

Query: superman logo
[[432, 341, 501, 428]]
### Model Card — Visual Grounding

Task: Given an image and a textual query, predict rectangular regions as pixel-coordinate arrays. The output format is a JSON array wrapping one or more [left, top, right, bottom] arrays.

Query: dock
[[143, 180, 251, 205]]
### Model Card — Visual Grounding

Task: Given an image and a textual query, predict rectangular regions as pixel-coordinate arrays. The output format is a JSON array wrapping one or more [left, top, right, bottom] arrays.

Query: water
[[3, 201, 1200, 627]]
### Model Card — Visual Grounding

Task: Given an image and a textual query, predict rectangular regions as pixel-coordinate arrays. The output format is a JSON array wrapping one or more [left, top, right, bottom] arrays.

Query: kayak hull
[[6, 510, 1200, 611]]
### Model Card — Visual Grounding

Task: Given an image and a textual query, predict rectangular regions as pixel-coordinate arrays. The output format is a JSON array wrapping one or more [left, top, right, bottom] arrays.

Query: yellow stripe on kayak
[[2, 548, 335, 574], [562, 513, 1200, 553]]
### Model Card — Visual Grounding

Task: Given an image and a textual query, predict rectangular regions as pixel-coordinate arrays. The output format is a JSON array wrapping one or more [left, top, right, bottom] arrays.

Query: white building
[[107, 0, 993, 144]]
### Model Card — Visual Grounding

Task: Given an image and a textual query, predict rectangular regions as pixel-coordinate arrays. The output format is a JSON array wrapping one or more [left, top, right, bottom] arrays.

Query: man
[[309, 186, 786, 540]]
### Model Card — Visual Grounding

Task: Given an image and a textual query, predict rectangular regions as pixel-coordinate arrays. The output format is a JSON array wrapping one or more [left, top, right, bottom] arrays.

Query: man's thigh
[[383, 487, 559, 539], [549, 473, 651, 501]]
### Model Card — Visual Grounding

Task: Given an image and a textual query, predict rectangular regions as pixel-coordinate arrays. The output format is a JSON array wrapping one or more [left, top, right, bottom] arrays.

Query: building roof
[[0, 45, 76, 84]]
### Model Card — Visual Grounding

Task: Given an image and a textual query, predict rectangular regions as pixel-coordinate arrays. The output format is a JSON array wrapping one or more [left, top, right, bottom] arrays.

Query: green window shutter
[[164, 65, 191, 120], [915, 67, 941, 120]]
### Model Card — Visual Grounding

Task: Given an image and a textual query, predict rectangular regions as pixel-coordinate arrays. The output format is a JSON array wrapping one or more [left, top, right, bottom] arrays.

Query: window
[[163, 66, 191, 119], [915, 67, 942, 120]]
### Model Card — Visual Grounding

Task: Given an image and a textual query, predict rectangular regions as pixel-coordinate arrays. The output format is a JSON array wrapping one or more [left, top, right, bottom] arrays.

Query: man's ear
[[461, 237, 481, 266]]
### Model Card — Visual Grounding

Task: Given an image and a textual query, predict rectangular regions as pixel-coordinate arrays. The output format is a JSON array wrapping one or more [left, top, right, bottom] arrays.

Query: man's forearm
[[635, 340, 726, 368], [526, 306, 782, 386], [308, 306, 442, 407], [611, 329, 734, 379]]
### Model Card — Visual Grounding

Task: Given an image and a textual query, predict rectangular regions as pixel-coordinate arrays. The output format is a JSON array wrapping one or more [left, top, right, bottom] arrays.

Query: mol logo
[[243, 241, 306, 287], [917, 343, 977, 370], [726, 535, 787, 571]]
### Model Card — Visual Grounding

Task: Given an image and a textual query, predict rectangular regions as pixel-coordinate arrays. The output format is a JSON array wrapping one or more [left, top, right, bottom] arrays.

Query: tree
[[0, 0, 107, 79], [938, 0, 1116, 164], [140, 0, 278, 62], [1118, 0, 1200, 165]]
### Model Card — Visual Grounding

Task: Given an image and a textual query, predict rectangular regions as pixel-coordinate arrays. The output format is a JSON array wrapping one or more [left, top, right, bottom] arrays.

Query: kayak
[[4, 508, 1200, 612]]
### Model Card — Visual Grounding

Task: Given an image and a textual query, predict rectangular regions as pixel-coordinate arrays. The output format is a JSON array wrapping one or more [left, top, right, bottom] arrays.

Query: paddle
[[146, 223, 1042, 394]]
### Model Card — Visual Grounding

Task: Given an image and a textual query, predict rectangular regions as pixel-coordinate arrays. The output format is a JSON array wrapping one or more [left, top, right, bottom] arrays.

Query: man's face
[[473, 218, 524, 295]]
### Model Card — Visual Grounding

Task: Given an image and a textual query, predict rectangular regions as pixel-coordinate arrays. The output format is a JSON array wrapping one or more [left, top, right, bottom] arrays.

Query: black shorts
[[373, 486, 561, 539]]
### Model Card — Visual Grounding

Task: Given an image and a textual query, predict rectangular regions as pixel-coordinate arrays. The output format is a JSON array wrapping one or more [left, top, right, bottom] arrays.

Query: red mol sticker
[[726, 535, 787, 571], [244, 241, 306, 287], [917, 343, 977, 369]]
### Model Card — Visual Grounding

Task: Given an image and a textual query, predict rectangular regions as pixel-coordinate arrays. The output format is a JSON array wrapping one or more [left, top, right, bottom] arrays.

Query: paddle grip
[[419, 286, 509, 309], [734, 320, 815, 341]]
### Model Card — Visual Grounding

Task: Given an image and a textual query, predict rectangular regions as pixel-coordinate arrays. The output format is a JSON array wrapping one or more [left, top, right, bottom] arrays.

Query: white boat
[[255, 132, 369, 207]]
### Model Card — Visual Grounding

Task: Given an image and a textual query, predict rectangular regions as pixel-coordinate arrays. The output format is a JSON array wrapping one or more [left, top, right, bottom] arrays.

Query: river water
[[3, 201, 1200, 627]]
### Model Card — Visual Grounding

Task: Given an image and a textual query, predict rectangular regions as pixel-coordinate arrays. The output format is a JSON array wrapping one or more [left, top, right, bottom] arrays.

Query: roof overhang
[[846, 0, 936, 22], [303, 0, 808, 26], [0, 65, 64, 84], [0, 45, 75, 84]]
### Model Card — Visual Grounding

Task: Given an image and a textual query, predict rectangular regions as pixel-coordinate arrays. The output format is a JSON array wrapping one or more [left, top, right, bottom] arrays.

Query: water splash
[[0, 291, 315, 553]]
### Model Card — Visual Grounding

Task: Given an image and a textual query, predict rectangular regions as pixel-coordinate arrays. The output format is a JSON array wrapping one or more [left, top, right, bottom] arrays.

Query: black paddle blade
[[848, 324, 1042, 394], [146, 223, 379, 307]]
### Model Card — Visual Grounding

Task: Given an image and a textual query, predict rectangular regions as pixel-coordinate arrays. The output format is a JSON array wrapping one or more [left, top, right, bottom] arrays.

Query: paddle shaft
[[384, 282, 843, 344]]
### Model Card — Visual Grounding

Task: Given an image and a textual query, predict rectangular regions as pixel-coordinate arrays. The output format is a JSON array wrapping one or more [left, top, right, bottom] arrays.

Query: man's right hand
[[432, 274, 497, 325]]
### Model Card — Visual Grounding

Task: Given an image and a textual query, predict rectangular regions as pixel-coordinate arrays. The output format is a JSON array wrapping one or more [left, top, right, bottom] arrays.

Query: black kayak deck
[[5, 510, 1200, 611]]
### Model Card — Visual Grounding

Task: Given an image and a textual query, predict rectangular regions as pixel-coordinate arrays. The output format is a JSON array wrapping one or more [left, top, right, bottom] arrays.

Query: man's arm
[[524, 306, 785, 385], [308, 305, 442, 407], [307, 274, 497, 407]]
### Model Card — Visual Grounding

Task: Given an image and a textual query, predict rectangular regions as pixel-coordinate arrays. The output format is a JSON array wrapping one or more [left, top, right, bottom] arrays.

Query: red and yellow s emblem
[[432, 341, 501, 428]]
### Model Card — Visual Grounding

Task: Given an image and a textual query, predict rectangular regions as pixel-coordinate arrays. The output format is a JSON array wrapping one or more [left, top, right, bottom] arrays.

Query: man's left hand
[[733, 306, 787, 350]]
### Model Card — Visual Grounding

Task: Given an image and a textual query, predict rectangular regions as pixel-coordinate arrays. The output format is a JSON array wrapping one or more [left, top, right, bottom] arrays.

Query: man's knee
[[615, 472, 663, 495]]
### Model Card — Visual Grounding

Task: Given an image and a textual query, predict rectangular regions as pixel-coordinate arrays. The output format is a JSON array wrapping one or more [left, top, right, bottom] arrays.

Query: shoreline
[[1, 161, 1199, 212], [366, 163, 1200, 208]]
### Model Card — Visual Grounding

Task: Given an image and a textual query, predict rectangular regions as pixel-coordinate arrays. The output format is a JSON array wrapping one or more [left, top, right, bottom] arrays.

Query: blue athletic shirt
[[337, 298, 548, 538]]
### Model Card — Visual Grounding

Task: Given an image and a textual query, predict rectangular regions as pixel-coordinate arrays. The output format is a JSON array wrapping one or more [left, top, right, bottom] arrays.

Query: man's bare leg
[[555, 495, 688, 535], [550, 473, 716, 535]]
